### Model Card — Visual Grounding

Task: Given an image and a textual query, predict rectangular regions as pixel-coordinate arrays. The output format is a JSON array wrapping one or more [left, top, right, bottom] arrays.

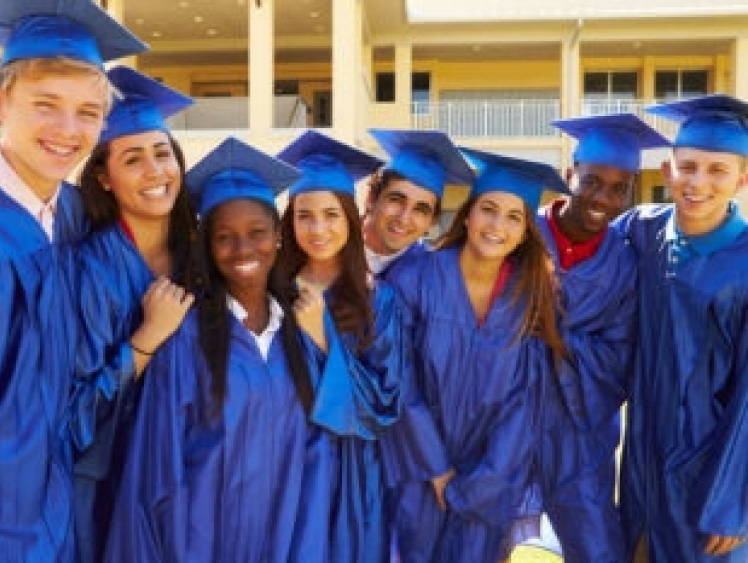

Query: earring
[[276, 241, 282, 249]]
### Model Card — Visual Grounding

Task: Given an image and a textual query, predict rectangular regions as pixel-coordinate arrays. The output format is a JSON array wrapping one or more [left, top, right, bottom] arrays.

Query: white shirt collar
[[365, 244, 408, 275], [227, 295, 284, 361], [0, 149, 61, 241]]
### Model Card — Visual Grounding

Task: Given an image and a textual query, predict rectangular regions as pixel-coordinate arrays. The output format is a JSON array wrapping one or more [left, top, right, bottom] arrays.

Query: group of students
[[1, 2, 748, 563]]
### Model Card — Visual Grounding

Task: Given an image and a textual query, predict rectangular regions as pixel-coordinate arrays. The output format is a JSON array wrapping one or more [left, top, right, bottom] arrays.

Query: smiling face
[[100, 130, 182, 226], [366, 176, 438, 254], [565, 162, 635, 237], [664, 146, 748, 235], [210, 198, 279, 294], [292, 190, 349, 267], [464, 191, 527, 261], [0, 71, 107, 196]]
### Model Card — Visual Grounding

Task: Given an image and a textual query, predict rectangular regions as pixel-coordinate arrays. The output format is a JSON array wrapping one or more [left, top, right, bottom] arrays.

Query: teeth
[[684, 193, 707, 203], [483, 233, 505, 244], [142, 185, 168, 198], [41, 141, 76, 157], [589, 210, 606, 220], [235, 261, 259, 274]]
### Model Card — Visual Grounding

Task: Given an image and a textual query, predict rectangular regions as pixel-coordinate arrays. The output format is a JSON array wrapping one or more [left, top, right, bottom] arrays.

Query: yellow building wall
[[583, 55, 726, 98], [373, 59, 561, 103], [638, 168, 665, 204], [143, 51, 732, 105], [141, 62, 332, 102]]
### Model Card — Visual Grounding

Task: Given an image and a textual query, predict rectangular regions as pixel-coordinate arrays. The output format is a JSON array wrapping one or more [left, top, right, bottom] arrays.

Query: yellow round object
[[509, 545, 563, 562]]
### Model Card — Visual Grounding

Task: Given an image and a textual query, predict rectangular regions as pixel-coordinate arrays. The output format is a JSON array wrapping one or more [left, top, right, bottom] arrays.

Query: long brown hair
[[276, 191, 374, 349], [78, 134, 200, 291], [436, 194, 566, 361]]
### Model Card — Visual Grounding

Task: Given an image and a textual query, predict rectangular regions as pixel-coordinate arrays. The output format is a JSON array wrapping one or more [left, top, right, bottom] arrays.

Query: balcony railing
[[582, 98, 678, 137], [167, 95, 309, 130], [411, 99, 560, 137]]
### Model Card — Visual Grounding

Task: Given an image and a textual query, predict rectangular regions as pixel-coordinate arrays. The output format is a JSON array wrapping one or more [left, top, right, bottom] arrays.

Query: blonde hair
[[0, 57, 113, 111]]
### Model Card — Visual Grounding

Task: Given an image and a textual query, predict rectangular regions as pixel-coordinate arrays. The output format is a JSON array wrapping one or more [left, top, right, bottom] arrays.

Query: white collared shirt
[[227, 295, 284, 361], [0, 150, 61, 241], [364, 244, 408, 275]]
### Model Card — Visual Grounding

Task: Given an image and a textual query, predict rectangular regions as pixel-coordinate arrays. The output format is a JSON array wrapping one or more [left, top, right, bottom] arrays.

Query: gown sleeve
[[104, 319, 201, 562], [559, 253, 637, 429], [379, 257, 450, 484], [443, 338, 544, 527], [695, 303, 748, 537], [309, 282, 404, 440], [66, 248, 139, 453]]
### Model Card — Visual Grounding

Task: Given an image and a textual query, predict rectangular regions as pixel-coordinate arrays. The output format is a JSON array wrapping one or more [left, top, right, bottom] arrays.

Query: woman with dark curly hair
[[68, 66, 198, 563]]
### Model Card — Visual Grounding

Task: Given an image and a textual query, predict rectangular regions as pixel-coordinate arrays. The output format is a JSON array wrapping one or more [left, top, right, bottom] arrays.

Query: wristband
[[131, 342, 155, 356]]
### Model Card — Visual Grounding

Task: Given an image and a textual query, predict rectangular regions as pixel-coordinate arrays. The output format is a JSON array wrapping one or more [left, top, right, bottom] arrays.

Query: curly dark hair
[[78, 134, 201, 291]]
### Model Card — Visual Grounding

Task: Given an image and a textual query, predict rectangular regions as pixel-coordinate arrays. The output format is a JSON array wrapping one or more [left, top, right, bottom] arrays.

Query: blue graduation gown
[[105, 282, 405, 563], [66, 224, 153, 563], [537, 209, 635, 562], [375, 240, 429, 282], [615, 204, 748, 562], [104, 310, 328, 563], [0, 183, 87, 562], [306, 281, 406, 563], [383, 247, 547, 563]]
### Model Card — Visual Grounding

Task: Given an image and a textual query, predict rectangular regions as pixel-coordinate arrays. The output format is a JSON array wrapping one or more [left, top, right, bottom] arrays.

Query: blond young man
[[615, 95, 748, 563], [0, 3, 145, 560]]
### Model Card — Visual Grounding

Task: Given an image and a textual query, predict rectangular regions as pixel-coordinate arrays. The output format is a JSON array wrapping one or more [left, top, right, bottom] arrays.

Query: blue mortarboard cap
[[187, 137, 301, 216], [553, 113, 670, 173], [368, 128, 473, 198], [460, 147, 568, 211], [646, 94, 748, 156], [277, 130, 383, 197], [0, 1, 147, 67], [99, 66, 193, 144]]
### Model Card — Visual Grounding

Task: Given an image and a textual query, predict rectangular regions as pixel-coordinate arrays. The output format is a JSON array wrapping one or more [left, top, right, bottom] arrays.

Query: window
[[655, 70, 708, 101], [583, 71, 638, 99], [651, 185, 671, 204], [376, 71, 431, 111], [274, 80, 299, 96], [375, 72, 395, 102], [412, 72, 431, 114]]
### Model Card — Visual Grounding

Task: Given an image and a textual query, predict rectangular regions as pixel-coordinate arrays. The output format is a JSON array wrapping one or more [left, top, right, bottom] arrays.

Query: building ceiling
[[122, 0, 742, 67], [406, 0, 748, 22], [123, 0, 334, 42]]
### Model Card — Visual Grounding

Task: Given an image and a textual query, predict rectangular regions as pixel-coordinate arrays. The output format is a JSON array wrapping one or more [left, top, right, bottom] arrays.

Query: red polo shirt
[[545, 199, 606, 270]]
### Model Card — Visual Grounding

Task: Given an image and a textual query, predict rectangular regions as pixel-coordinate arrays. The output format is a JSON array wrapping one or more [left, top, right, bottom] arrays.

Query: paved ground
[[510, 546, 563, 562]]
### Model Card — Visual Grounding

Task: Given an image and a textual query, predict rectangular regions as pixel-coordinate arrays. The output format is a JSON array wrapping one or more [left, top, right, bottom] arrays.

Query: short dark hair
[[367, 168, 442, 218]]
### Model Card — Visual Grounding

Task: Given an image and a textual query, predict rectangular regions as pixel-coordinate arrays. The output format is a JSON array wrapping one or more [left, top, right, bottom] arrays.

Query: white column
[[332, 0, 363, 143], [106, 0, 137, 68], [560, 37, 581, 170], [560, 38, 581, 118], [249, 0, 275, 139], [731, 36, 748, 100], [395, 41, 413, 125]]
